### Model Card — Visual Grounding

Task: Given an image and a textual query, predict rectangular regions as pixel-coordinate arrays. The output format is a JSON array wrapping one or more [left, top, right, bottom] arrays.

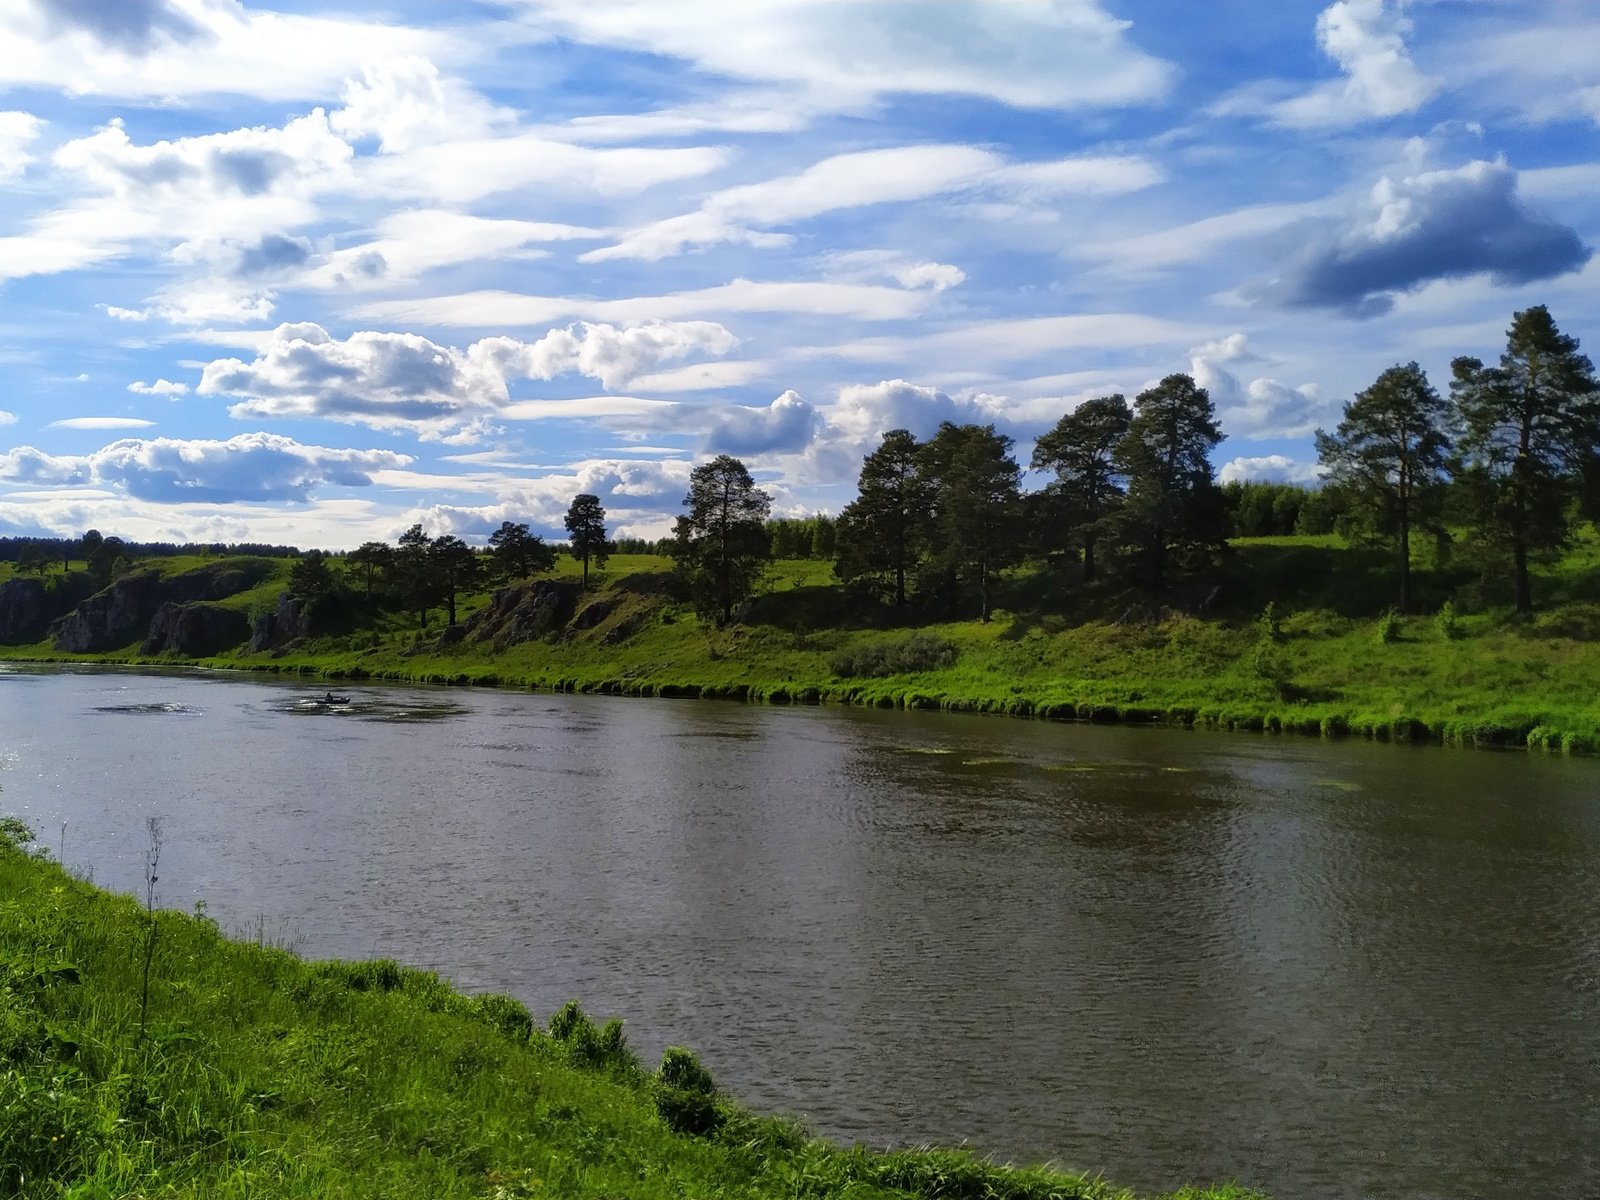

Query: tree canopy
[[672, 455, 771, 626]]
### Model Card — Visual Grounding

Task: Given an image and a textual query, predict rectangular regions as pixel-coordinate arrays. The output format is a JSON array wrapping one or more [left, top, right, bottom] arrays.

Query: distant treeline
[[0, 535, 299, 565]]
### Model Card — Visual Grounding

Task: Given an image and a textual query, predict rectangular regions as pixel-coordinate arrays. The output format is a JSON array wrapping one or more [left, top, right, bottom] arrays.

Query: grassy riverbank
[[0, 823, 1254, 1199], [6, 535, 1600, 752]]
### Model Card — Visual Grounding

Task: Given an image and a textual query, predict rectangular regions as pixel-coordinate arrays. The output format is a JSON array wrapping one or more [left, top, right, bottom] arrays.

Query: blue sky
[[1, 0, 1597, 549]]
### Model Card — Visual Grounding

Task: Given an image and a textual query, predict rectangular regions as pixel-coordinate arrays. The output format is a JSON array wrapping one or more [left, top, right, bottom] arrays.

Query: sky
[[0, 0, 1597, 549]]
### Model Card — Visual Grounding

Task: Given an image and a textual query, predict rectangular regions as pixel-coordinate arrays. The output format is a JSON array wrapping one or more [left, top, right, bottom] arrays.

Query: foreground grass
[[7, 538, 1600, 752], [0, 831, 1255, 1199]]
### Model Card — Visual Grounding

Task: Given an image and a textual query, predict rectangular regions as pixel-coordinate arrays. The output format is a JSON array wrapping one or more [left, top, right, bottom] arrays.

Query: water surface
[[2, 666, 1596, 1198]]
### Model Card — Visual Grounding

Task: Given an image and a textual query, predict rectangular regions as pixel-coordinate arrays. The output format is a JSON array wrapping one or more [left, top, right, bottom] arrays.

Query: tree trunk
[[447, 591, 458, 626], [894, 561, 905, 607], [1083, 537, 1096, 583], [1398, 507, 1411, 613], [1514, 536, 1531, 614], [582, 554, 589, 591], [979, 560, 990, 623]]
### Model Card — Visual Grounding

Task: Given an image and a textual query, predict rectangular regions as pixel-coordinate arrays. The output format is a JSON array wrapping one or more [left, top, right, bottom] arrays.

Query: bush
[[1257, 601, 1284, 643], [0, 816, 35, 854], [472, 993, 535, 1041], [654, 1046, 723, 1137], [1435, 600, 1462, 641], [828, 632, 959, 678], [1377, 609, 1402, 644], [547, 1001, 635, 1072]]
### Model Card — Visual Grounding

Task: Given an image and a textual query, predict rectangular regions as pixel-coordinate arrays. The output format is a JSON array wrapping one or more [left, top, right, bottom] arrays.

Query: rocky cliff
[[142, 602, 251, 657], [48, 560, 273, 653]]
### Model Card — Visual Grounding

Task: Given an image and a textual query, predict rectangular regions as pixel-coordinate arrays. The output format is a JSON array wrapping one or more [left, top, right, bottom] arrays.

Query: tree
[[672, 455, 771, 626], [833, 429, 931, 606], [1031, 394, 1131, 582], [1451, 306, 1599, 613], [487, 521, 555, 583], [430, 535, 481, 626], [14, 543, 48, 576], [1115, 374, 1225, 591], [1315, 363, 1451, 611], [87, 535, 129, 582], [563, 495, 611, 589], [79, 529, 104, 575], [919, 422, 1023, 622], [394, 524, 438, 628], [345, 541, 394, 607], [288, 548, 336, 603]]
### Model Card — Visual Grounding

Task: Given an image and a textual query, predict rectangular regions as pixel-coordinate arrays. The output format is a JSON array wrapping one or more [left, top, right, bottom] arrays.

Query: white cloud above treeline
[[0, 432, 411, 503]]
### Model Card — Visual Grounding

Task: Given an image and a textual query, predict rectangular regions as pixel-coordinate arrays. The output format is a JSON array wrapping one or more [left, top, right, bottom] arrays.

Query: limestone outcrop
[[141, 602, 250, 657]]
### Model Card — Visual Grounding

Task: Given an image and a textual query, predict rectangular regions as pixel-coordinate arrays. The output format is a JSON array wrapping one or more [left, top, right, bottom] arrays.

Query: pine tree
[[563, 495, 611, 589], [673, 456, 771, 626], [833, 429, 930, 606], [1031, 394, 1131, 582], [1116, 374, 1225, 592], [1451, 306, 1599, 613], [1315, 362, 1451, 611]]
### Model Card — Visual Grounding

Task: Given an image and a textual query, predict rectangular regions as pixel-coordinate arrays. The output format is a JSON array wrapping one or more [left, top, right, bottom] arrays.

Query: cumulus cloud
[[27, 0, 206, 52], [0, 410, 16, 425], [508, 0, 1174, 112], [127, 379, 189, 396], [894, 262, 966, 292], [100, 304, 149, 321], [0, 433, 410, 503], [1256, 160, 1592, 317], [0, 110, 42, 176], [585, 145, 1161, 262], [1219, 456, 1324, 485], [705, 391, 822, 456], [330, 56, 512, 153], [402, 457, 695, 540], [1274, 0, 1437, 127], [197, 320, 738, 438], [1191, 336, 1332, 440]]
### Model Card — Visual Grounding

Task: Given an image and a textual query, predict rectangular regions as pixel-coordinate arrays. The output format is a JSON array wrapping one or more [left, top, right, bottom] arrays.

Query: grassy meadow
[[0, 823, 1258, 1199], [5, 532, 1600, 752]]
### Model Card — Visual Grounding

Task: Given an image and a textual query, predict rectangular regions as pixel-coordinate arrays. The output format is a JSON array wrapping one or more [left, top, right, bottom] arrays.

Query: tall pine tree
[[1031, 394, 1131, 582], [1115, 374, 1224, 592], [1451, 306, 1599, 613], [1315, 362, 1451, 612], [833, 429, 930, 606]]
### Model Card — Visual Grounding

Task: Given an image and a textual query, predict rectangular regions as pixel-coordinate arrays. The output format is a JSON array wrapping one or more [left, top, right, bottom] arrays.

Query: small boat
[[316, 692, 351, 706]]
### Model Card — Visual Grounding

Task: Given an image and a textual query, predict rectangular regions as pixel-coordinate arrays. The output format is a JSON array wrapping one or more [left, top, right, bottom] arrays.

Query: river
[[1, 665, 1596, 1198]]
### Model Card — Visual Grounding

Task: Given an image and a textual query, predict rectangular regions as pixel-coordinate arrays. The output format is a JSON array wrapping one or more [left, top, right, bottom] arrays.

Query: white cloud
[[585, 145, 1161, 262], [1190, 338, 1332, 440], [128, 379, 189, 396], [0, 432, 411, 503], [1220, 455, 1324, 485], [354, 278, 939, 327], [100, 304, 150, 321], [0, 410, 16, 425], [705, 390, 821, 456], [330, 56, 512, 153], [46, 417, 159, 430], [197, 319, 738, 438], [1213, 0, 1440, 129], [506, 0, 1175, 112], [0, 109, 42, 176], [894, 262, 966, 292], [0, 1, 458, 103]]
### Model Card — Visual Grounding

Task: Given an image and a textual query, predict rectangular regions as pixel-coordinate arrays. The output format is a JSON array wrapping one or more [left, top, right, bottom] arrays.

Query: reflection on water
[[1, 667, 1598, 1199]]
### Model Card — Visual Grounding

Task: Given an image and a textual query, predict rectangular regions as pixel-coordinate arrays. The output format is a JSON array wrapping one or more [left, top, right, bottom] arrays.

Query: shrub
[[547, 1001, 635, 1072], [654, 1046, 723, 1137], [1435, 600, 1462, 641], [0, 816, 35, 854], [1257, 601, 1284, 643], [472, 993, 535, 1041], [1377, 609, 1402, 644], [828, 632, 959, 678]]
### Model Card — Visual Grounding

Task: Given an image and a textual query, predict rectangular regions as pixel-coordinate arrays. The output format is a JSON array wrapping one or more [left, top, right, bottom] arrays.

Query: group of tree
[[1316, 305, 1597, 612], [827, 373, 1225, 620], [318, 495, 613, 628]]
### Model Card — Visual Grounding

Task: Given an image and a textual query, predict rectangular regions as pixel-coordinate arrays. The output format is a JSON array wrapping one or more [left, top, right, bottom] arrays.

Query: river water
[[1, 666, 1596, 1198]]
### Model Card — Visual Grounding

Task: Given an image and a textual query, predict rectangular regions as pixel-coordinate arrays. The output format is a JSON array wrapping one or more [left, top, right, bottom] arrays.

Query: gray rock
[[464, 579, 580, 650], [0, 578, 58, 644], [141, 602, 250, 657]]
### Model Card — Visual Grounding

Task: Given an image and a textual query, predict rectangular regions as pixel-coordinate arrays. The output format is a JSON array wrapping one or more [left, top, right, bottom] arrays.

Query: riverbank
[[5, 542, 1600, 754], [0, 822, 1254, 1199]]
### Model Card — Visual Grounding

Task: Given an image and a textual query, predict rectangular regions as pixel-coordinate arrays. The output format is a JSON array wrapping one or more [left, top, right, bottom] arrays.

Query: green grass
[[0, 826, 1257, 1199], [8, 540, 1600, 753]]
